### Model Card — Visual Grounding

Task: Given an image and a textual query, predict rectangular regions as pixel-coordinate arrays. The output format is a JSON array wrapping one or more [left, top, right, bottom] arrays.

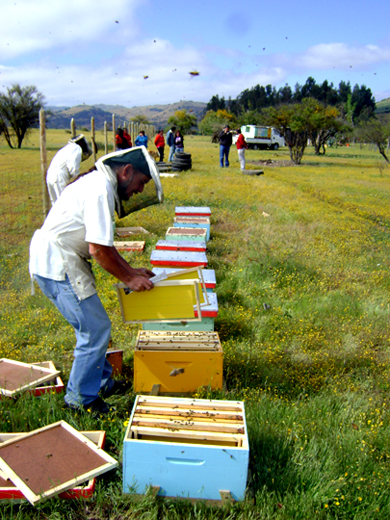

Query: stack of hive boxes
[[119, 207, 249, 502], [135, 206, 221, 393]]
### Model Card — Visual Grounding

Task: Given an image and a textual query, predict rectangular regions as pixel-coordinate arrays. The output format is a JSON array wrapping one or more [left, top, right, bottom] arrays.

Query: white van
[[234, 125, 285, 150]]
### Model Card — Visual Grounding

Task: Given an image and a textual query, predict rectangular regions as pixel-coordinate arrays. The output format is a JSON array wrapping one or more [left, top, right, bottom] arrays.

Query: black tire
[[172, 159, 192, 166], [272, 143, 279, 150], [171, 166, 183, 171], [253, 144, 259, 150], [175, 152, 191, 159]]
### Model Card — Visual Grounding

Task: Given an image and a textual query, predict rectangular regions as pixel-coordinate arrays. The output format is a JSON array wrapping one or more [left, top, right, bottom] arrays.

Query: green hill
[[375, 97, 390, 114], [46, 101, 206, 130]]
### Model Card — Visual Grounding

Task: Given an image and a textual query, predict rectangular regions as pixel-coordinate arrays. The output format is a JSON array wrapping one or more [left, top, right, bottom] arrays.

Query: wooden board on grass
[[0, 422, 117, 505], [114, 241, 145, 252], [0, 359, 60, 398], [115, 227, 149, 237], [0, 431, 106, 501]]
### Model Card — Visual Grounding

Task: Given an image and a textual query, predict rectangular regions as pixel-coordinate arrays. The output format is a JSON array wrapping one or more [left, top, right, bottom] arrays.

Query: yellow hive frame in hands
[[115, 280, 203, 323]]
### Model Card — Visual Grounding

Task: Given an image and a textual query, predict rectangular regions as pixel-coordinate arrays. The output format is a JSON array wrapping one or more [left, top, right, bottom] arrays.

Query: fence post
[[39, 109, 51, 217], [71, 118, 76, 137], [112, 114, 116, 152], [91, 117, 96, 163], [104, 121, 108, 155]]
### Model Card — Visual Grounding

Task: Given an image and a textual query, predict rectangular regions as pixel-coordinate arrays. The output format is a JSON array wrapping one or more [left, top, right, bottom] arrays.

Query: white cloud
[[299, 43, 390, 70], [0, 0, 142, 59]]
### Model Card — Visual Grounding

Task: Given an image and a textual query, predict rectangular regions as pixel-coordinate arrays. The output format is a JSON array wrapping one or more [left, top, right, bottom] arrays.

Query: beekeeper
[[30, 147, 163, 414], [46, 134, 93, 205]]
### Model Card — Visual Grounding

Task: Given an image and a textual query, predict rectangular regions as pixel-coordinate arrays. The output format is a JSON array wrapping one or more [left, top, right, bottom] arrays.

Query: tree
[[198, 109, 237, 136], [167, 109, 197, 134], [357, 117, 390, 162], [130, 114, 150, 124], [301, 98, 350, 155], [0, 84, 45, 148], [262, 104, 309, 164]]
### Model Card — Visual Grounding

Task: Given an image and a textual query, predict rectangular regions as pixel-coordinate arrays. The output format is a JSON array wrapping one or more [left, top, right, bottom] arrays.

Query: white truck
[[233, 125, 285, 150]]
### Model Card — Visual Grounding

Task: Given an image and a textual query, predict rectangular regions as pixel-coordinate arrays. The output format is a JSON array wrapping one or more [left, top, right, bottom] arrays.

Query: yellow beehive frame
[[115, 280, 203, 324]]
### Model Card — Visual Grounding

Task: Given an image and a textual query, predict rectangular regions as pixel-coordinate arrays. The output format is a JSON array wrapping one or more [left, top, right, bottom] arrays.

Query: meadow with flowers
[[1, 130, 390, 519]]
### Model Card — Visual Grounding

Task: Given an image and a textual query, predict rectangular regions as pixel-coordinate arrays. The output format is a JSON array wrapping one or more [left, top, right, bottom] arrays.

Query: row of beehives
[[120, 206, 250, 503], [0, 207, 250, 505]]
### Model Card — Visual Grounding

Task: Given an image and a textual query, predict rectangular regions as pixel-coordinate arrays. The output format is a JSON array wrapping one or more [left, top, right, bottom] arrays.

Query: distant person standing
[[235, 128, 248, 170], [123, 128, 132, 148], [46, 134, 92, 205], [154, 129, 165, 162], [174, 130, 184, 153], [166, 126, 176, 162], [115, 128, 125, 150], [219, 125, 232, 167], [135, 130, 148, 148]]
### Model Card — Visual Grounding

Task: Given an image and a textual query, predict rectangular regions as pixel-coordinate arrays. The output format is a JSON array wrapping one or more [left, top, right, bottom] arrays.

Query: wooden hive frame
[[30, 361, 64, 396], [0, 431, 106, 501], [126, 396, 247, 448], [115, 279, 203, 324], [135, 331, 221, 352], [0, 421, 117, 505], [0, 359, 61, 398], [113, 241, 145, 252]]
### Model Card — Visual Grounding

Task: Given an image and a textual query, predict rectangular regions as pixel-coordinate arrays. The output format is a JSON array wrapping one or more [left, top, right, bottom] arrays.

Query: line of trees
[[206, 77, 376, 125]]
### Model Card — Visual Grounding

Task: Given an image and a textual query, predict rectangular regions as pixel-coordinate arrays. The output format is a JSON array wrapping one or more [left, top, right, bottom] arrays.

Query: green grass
[[1, 132, 390, 518]]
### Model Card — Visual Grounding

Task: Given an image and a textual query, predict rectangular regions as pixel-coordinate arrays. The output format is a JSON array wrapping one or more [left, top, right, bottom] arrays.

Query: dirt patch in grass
[[248, 159, 296, 167]]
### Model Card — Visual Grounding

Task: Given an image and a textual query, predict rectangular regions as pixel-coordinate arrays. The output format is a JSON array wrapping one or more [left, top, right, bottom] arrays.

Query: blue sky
[[1, 0, 389, 108]]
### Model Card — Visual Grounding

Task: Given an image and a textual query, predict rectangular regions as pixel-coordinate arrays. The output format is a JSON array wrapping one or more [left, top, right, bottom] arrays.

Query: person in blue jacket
[[166, 126, 176, 162], [135, 130, 148, 148]]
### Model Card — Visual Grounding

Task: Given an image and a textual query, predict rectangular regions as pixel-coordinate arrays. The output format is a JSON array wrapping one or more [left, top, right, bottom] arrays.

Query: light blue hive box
[[166, 227, 208, 243], [173, 217, 211, 241], [123, 395, 249, 502]]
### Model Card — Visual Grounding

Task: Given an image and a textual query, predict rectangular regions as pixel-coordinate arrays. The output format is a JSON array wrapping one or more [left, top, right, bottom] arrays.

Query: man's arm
[[89, 243, 154, 292]]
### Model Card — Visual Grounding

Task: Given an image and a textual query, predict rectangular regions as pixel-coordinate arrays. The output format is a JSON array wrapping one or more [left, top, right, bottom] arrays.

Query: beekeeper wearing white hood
[[30, 147, 163, 414], [46, 134, 93, 205]]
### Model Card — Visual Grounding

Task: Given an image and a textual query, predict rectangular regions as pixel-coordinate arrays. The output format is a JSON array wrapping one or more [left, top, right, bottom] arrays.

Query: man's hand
[[132, 267, 154, 278], [89, 243, 154, 292], [126, 275, 153, 292]]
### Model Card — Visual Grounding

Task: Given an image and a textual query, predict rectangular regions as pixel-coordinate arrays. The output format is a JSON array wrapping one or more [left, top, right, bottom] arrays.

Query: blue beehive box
[[123, 395, 249, 502], [173, 217, 211, 241], [166, 227, 208, 243]]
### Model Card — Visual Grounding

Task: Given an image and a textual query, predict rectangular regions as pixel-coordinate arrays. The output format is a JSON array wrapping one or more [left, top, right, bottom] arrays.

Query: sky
[[1, 0, 389, 109]]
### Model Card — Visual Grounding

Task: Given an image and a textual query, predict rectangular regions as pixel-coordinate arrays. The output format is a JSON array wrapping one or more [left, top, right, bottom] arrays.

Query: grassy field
[[1, 130, 390, 519]]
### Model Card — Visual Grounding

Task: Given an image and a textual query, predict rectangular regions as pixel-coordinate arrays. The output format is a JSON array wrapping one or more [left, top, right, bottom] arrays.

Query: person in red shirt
[[235, 128, 248, 170], [154, 130, 165, 162], [123, 128, 132, 148]]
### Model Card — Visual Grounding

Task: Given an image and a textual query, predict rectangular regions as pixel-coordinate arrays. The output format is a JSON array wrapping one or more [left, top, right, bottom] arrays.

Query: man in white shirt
[[46, 134, 93, 205], [30, 147, 163, 414]]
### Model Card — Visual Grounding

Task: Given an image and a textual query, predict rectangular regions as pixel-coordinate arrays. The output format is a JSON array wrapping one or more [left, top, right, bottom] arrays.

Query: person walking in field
[[154, 129, 165, 162], [46, 134, 92, 205], [30, 147, 163, 415], [235, 128, 248, 171], [218, 125, 232, 167]]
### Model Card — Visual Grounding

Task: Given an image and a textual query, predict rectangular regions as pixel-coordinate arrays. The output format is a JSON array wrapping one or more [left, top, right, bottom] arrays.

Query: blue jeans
[[168, 145, 176, 162], [220, 145, 230, 167], [34, 275, 114, 406]]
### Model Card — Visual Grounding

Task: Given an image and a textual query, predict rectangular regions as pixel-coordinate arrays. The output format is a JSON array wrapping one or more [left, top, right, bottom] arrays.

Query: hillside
[[46, 101, 206, 130], [375, 97, 390, 114]]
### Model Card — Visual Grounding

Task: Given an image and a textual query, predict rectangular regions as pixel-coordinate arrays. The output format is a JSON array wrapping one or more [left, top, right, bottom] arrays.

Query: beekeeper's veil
[[95, 146, 163, 218], [69, 134, 92, 161]]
